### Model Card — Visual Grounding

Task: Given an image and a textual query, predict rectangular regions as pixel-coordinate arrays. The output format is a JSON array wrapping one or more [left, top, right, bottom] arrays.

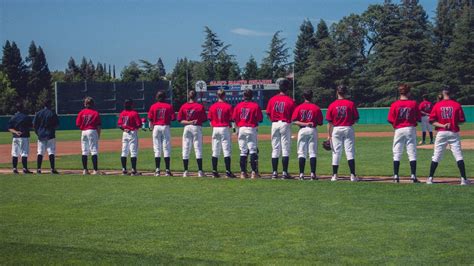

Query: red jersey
[[419, 100, 433, 116], [118, 110, 142, 131], [266, 94, 295, 123], [291, 102, 323, 126], [177, 102, 207, 126], [233, 101, 263, 127], [387, 100, 420, 129], [326, 99, 359, 126], [208, 101, 233, 127], [429, 99, 465, 133], [148, 102, 176, 126], [76, 108, 101, 130]]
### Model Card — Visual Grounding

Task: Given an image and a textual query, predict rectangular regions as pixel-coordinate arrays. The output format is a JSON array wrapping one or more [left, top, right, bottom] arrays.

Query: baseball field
[[1, 124, 473, 263]]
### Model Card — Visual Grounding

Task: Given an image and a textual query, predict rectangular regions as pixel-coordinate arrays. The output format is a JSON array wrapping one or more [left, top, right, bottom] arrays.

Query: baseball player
[[76, 97, 102, 175], [427, 87, 469, 185], [419, 94, 434, 145], [177, 90, 207, 177], [233, 89, 263, 179], [387, 84, 421, 183], [326, 85, 359, 182], [291, 90, 323, 180], [33, 100, 60, 174], [118, 99, 142, 176], [148, 91, 176, 176], [208, 89, 235, 178], [266, 78, 295, 179], [8, 102, 33, 174]]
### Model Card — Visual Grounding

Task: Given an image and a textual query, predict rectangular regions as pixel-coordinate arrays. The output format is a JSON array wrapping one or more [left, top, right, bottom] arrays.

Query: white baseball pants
[[393, 126, 417, 161], [297, 127, 318, 159], [271, 121, 292, 158], [11, 137, 29, 157], [432, 131, 464, 163], [153, 125, 171, 157], [182, 125, 202, 159], [212, 127, 232, 157], [421, 116, 432, 132], [37, 139, 56, 156], [81, 129, 99, 156], [331, 126, 355, 165], [121, 130, 139, 157], [238, 127, 258, 156]]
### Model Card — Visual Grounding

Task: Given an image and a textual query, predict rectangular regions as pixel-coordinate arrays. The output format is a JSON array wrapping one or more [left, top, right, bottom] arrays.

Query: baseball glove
[[322, 140, 332, 151]]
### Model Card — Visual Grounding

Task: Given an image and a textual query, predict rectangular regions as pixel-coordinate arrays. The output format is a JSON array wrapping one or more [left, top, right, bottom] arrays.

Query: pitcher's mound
[[418, 139, 474, 150]]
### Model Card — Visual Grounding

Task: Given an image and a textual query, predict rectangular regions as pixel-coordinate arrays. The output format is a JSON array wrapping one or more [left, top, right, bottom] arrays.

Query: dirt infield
[[0, 168, 468, 185], [1, 130, 473, 164]]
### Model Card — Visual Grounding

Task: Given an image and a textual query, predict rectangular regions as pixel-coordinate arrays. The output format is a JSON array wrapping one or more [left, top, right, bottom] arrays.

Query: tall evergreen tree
[[243, 56, 259, 80], [139, 59, 160, 81], [171, 58, 195, 109], [294, 19, 316, 78], [434, 0, 472, 54], [157, 58, 166, 77], [0, 70, 18, 114], [260, 31, 289, 80], [1, 41, 27, 100], [442, 5, 474, 104], [121, 61, 142, 82], [200, 26, 230, 81], [215, 51, 240, 81]]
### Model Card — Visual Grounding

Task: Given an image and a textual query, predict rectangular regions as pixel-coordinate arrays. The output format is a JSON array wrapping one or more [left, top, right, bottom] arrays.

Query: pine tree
[[260, 31, 289, 80], [33, 46, 52, 109], [171, 58, 194, 109], [157, 58, 166, 78], [113, 65, 116, 79], [65, 57, 80, 82], [294, 19, 315, 79], [0, 70, 18, 115], [215, 51, 240, 81], [121, 61, 142, 82], [200, 26, 230, 81], [1, 41, 27, 100], [243, 56, 259, 80], [434, 0, 471, 54], [442, 5, 474, 104]]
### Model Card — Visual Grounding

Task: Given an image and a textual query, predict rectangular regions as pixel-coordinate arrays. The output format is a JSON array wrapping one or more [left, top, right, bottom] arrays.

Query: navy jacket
[[8, 112, 33, 138], [33, 107, 59, 141]]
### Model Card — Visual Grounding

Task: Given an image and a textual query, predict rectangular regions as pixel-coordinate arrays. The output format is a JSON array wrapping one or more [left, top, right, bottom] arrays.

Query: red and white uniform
[[429, 99, 466, 163], [292, 102, 323, 159], [326, 99, 359, 165], [76, 108, 101, 156], [266, 94, 295, 158], [419, 100, 433, 132], [233, 101, 263, 156], [177, 102, 207, 159], [208, 101, 233, 158], [148, 102, 175, 158], [118, 110, 142, 158], [388, 99, 420, 161]]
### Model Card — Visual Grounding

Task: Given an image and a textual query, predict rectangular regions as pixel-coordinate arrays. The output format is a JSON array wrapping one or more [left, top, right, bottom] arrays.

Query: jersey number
[[336, 106, 347, 118], [274, 102, 285, 113], [398, 107, 411, 120], [240, 108, 250, 120], [440, 107, 453, 119], [300, 110, 313, 121]]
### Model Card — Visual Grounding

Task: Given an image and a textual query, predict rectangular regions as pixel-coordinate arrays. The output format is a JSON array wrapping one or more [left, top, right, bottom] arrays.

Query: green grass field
[[1, 175, 473, 264]]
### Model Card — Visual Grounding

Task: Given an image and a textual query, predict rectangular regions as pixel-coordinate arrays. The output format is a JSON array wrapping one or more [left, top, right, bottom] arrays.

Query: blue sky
[[0, 0, 437, 74]]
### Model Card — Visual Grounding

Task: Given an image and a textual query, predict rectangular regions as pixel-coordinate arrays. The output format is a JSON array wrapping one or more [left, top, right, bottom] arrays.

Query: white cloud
[[231, 28, 273, 37]]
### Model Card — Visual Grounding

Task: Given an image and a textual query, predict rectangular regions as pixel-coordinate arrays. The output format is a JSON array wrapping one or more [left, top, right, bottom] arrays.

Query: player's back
[[149, 102, 175, 125], [388, 99, 419, 128], [208, 101, 233, 127], [266, 94, 295, 122], [430, 99, 465, 132], [293, 102, 323, 125], [178, 102, 207, 125], [234, 101, 262, 127], [34, 108, 58, 139], [9, 112, 32, 138], [327, 99, 358, 126], [76, 108, 100, 130]]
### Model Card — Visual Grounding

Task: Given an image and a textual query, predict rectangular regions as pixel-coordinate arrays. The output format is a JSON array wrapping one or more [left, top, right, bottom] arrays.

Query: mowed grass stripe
[[0, 175, 473, 264]]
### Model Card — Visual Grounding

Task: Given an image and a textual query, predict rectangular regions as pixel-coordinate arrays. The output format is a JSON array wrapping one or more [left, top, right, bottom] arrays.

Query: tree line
[[1, 0, 472, 115]]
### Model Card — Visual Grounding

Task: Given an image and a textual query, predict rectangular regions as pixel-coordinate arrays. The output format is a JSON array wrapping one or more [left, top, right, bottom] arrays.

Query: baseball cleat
[[461, 178, 470, 186], [212, 171, 220, 178], [51, 169, 59, 175], [331, 174, 338, 182], [281, 172, 292, 180], [310, 173, 318, 181], [418, 141, 425, 145], [297, 173, 304, 181], [91, 170, 99, 175], [82, 169, 90, 175], [393, 175, 400, 183], [36, 169, 42, 174], [154, 169, 160, 176], [226, 171, 236, 178], [23, 169, 33, 174], [165, 170, 173, 176], [122, 169, 128, 176], [426, 177, 433, 185], [198, 170, 204, 177], [250, 171, 260, 179], [130, 171, 141, 176], [182, 171, 189, 177], [350, 174, 359, 182], [411, 175, 420, 183], [429, 140, 434, 144], [240, 172, 248, 179], [271, 172, 278, 179], [12, 168, 19, 174]]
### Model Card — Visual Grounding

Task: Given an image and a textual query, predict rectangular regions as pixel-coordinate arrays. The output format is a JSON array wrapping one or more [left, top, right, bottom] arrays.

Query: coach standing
[[427, 87, 469, 185], [208, 89, 235, 178], [266, 78, 295, 179], [178, 90, 207, 177], [8, 103, 33, 174], [326, 85, 359, 182], [33, 100, 60, 174], [76, 97, 102, 175], [233, 89, 263, 179], [419, 94, 434, 145], [148, 91, 175, 177]]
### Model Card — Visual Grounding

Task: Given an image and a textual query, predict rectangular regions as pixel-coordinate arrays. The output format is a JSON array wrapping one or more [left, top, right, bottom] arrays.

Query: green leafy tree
[[170, 58, 196, 110], [0, 70, 18, 115], [243, 56, 259, 80], [442, 5, 474, 104], [200, 26, 230, 81], [215, 51, 240, 81], [139, 59, 161, 81], [121, 61, 142, 82], [260, 31, 289, 80], [1, 41, 27, 99], [434, 0, 472, 54]]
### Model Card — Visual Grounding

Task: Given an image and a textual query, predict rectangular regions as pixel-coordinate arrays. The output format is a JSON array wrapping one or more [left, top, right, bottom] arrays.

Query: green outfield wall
[[1, 106, 473, 131]]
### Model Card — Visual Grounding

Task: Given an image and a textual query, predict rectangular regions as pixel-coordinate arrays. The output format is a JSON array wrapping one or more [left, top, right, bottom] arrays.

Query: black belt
[[299, 126, 313, 129]]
